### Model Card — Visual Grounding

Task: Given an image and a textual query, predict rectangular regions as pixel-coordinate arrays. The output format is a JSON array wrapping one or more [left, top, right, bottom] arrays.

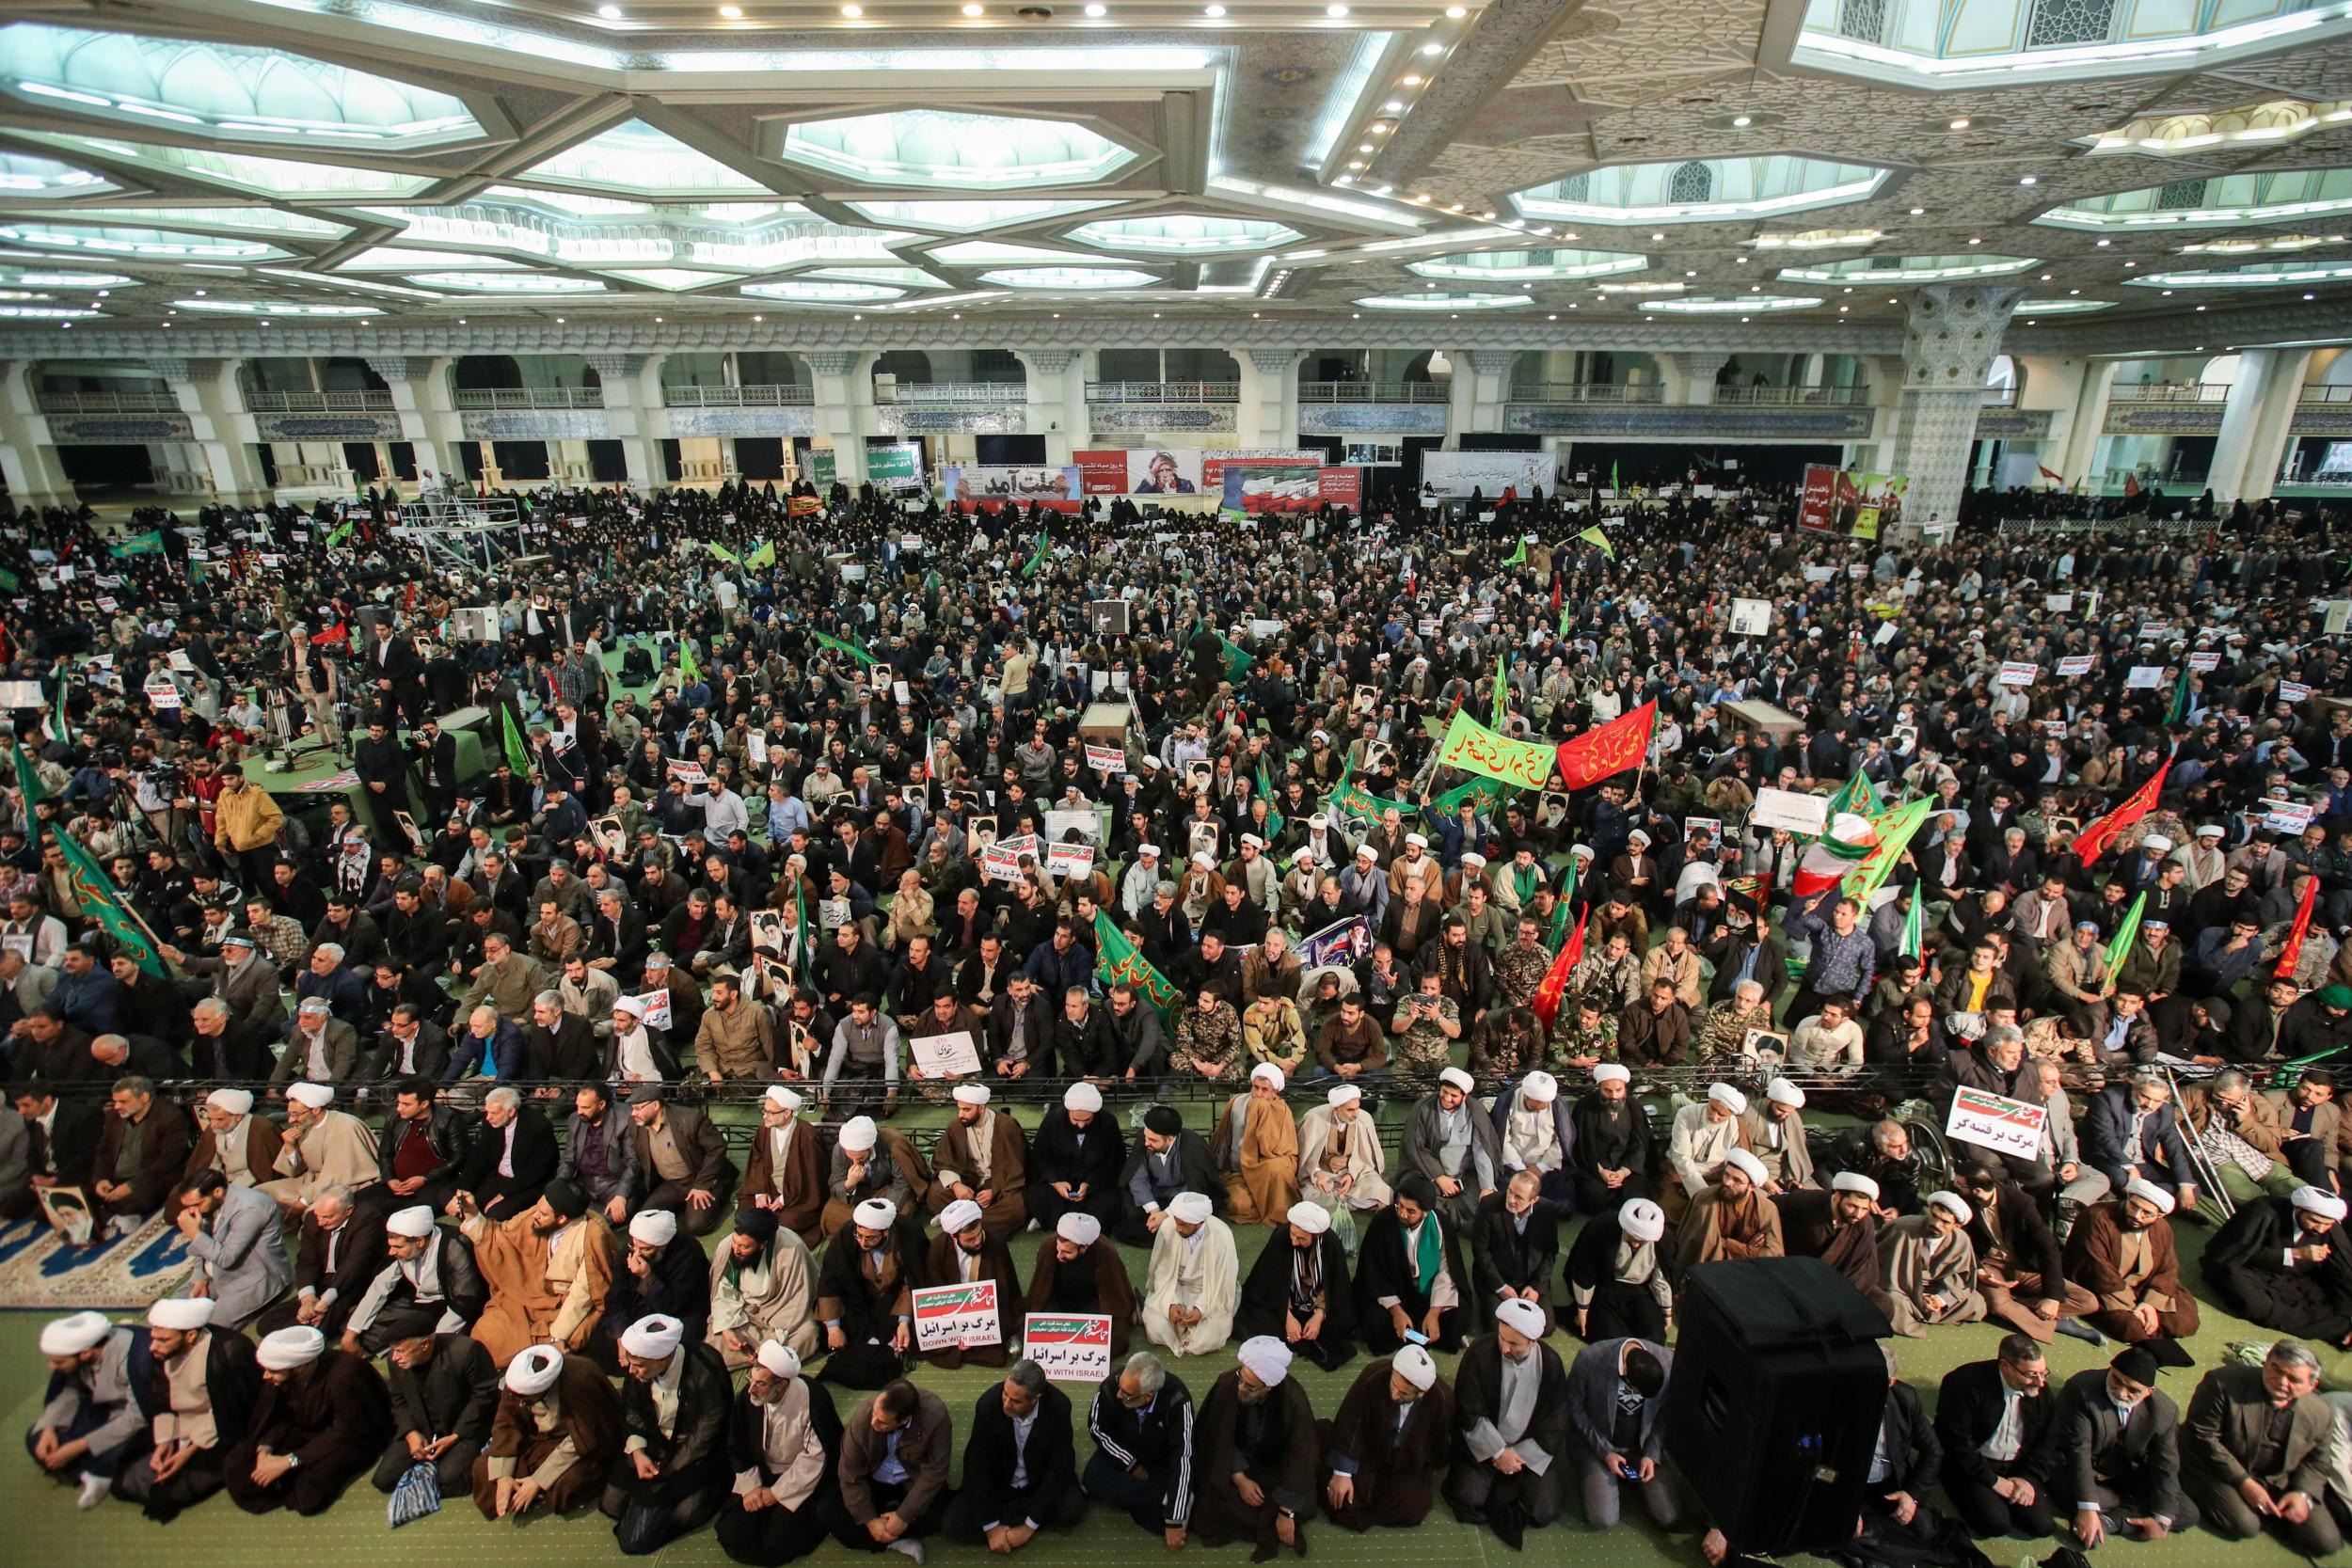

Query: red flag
[[1530, 909, 1588, 1031], [310, 621, 348, 647], [2072, 760, 2169, 865], [2277, 874, 2319, 982], [1555, 700, 1657, 791], [2036, 465, 2065, 485], [2122, 473, 2141, 499], [1549, 574, 1562, 616]]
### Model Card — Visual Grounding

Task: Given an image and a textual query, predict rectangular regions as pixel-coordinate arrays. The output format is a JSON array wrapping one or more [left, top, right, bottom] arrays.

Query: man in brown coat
[[89, 1073, 190, 1232], [834, 1379, 954, 1554], [922, 1197, 1024, 1370], [183, 1088, 284, 1190], [692, 971, 776, 1082], [1318, 1346, 1454, 1530], [926, 1083, 1028, 1240], [742, 1084, 826, 1245], [2062, 1180, 2200, 1355], [472, 1343, 622, 1521], [624, 1085, 737, 1237]]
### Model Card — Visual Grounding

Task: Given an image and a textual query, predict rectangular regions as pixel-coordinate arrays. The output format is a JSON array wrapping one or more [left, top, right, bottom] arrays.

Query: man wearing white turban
[[258, 1083, 379, 1219], [1319, 1343, 1454, 1531], [1143, 1191, 1238, 1356], [812, 1197, 926, 1388], [928, 1082, 1031, 1241], [223, 1323, 394, 1515], [713, 1339, 844, 1565], [1664, 1084, 1750, 1225], [1879, 1193, 1988, 1338], [1189, 1337, 1317, 1553], [28, 1310, 141, 1509], [1026, 1211, 1137, 1361], [1400, 1067, 1503, 1234], [2202, 1183, 2352, 1341], [1564, 1196, 1673, 1342], [471, 1341, 621, 1522], [343, 1204, 486, 1356], [1212, 1062, 1300, 1226], [921, 1197, 1023, 1370], [1024, 1079, 1127, 1233], [113, 1296, 261, 1521], [1295, 1083, 1392, 1224], [600, 1206, 713, 1372], [185, 1087, 281, 1190], [1446, 1297, 1572, 1544], [2063, 1179, 2200, 1354], [1674, 1147, 1785, 1276], [1235, 1199, 1358, 1371], [604, 1313, 735, 1553], [818, 1113, 930, 1242]]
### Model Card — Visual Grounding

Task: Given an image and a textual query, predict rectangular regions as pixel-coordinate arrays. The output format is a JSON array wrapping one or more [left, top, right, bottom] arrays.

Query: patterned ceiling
[[0, 0, 2349, 349]]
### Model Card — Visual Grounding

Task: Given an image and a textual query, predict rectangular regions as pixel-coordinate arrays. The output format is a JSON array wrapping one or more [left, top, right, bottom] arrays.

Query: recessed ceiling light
[[1327, 3, 1348, 14], [1445, 3, 1466, 12], [1420, 40, 1444, 54], [1685, 270, 1695, 277], [1731, 115, 1751, 127], [718, 4, 742, 14], [1346, 160, 1364, 170], [753, 314, 763, 321], [2018, 175, 2038, 186], [1948, 118, 1969, 131], [1650, 231, 1664, 241], [1400, 73, 1422, 85], [1909, 207, 1924, 216], [841, 4, 861, 13], [1967, 237, 1980, 245], [1414, 193, 1432, 203], [1370, 122, 1390, 135], [597, 3, 623, 15], [1358, 143, 1374, 153], [1085, 2, 1105, 11], [962, 3, 984, 13], [1383, 100, 1404, 111], [2096, 238, 2111, 246]]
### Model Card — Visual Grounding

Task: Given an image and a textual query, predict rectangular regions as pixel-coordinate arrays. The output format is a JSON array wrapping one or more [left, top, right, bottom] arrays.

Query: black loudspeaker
[[1662, 1257, 1892, 1557]]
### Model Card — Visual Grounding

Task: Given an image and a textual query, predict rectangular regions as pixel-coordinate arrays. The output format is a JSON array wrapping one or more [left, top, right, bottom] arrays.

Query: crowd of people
[[7, 462, 2352, 1565]]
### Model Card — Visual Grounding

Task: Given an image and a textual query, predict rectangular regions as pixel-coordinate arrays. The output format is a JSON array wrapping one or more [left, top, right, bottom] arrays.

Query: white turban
[[1237, 1335, 1294, 1387], [286, 1082, 333, 1109], [1570, 844, 1594, 861], [1064, 1082, 1104, 1113], [386, 1205, 437, 1239], [1767, 1078, 1805, 1108], [939, 1198, 984, 1235], [1192, 852, 1215, 869], [1462, 851, 1487, 869], [1707, 1083, 1749, 1115], [2123, 1178, 2176, 1215], [1629, 830, 1652, 847], [1285, 1200, 1331, 1235], [1168, 1192, 1214, 1225], [1928, 1191, 1973, 1223], [620, 1314, 685, 1359], [952, 1084, 993, 1106], [40, 1311, 110, 1357], [1392, 1343, 1438, 1391], [755, 1340, 803, 1380], [2296, 1186, 2350, 1222], [1241, 834, 1264, 849], [1438, 1067, 1475, 1094], [764, 1085, 803, 1112], [1405, 832, 1428, 848], [853, 1198, 898, 1231], [1294, 849, 1315, 865], [1327, 1085, 1361, 1108], [1519, 1070, 1558, 1105], [613, 996, 647, 1020], [505, 1344, 563, 1396], [1057, 1212, 1103, 1247], [1494, 1298, 1546, 1338], [840, 1116, 879, 1152], [1619, 1197, 1666, 1243], [1250, 1062, 1286, 1092], [1593, 1064, 1631, 1086], [629, 1209, 679, 1246], [148, 1296, 215, 1330], [1832, 1172, 1882, 1199], [256, 1326, 326, 1370], [1137, 844, 1159, 858], [1723, 1148, 1769, 1186], [204, 1088, 254, 1117]]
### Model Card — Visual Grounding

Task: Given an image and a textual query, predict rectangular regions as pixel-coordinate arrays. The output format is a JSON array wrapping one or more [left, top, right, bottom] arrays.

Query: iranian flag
[[1792, 811, 1880, 902]]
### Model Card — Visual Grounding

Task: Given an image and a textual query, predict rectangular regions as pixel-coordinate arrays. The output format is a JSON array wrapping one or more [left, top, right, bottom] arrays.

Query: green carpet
[[8, 1210, 2352, 1566]]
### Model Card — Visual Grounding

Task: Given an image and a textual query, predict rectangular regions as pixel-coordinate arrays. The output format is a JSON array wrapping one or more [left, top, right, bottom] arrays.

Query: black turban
[[1144, 1105, 1184, 1136]]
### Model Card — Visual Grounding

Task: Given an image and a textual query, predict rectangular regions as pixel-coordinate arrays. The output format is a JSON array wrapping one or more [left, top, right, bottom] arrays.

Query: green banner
[[806, 447, 838, 489], [108, 531, 164, 559], [866, 442, 923, 486], [49, 825, 164, 975], [813, 629, 881, 668], [1093, 911, 1179, 1022]]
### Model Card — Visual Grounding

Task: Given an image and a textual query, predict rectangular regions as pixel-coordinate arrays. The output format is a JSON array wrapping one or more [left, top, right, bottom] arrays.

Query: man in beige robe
[[458, 1178, 614, 1367], [1144, 1191, 1238, 1355], [258, 1083, 379, 1217], [707, 1206, 818, 1367], [1663, 1083, 1751, 1226], [1878, 1191, 1988, 1337], [1740, 1078, 1817, 1192], [1295, 1082, 1391, 1224], [1674, 1148, 1785, 1276], [926, 1083, 1029, 1240], [1213, 1062, 1300, 1227], [183, 1087, 282, 1189]]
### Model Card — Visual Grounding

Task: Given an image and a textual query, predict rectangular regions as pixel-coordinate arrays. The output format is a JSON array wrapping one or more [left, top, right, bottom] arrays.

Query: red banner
[[2072, 761, 2169, 865], [1318, 467, 1361, 509], [1073, 451, 1129, 496], [1555, 700, 1656, 791], [1798, 464, 1837, 532]]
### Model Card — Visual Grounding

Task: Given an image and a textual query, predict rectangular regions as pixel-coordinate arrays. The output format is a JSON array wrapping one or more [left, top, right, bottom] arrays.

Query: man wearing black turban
[[1114, 1105, 1223, 1246]]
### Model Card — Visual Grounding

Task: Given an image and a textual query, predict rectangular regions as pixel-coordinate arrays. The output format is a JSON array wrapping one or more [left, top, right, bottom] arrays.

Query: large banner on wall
[[866, 442, 926, 490], [1216, 459, 1360, 514], [1798, 465, 1908, 538], [945, 465, 1082, 511], [1125, 448, 1205, 495], [1421, 450, 1554, 499], [1076, 448, 1326, 497]]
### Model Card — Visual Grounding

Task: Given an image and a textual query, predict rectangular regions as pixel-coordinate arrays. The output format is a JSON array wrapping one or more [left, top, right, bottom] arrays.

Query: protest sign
[[1945, 1086, 2048, 1161], [912, 1282, 1000, 1352], [910, 1030, 984, 1078], [1024, 1314, 1114, 1383]]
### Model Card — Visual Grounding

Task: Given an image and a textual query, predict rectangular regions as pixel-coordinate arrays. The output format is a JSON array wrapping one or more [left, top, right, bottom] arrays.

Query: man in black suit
[[10, 1081, 99, 1214], [374, 1003, 453, 1084], [1469, 1171, 1557, 1333], [364, 620, 421, 727], [256, 1184, 388, 1338], [1855, 1342, 1949, 1556], [452, 1086, 559, 1221], [525, 989, 603, 1084], [943, 1361, 1086, 1546], [187, 996, 275, 1080], [2050, 1345, 2196, 1547], [1935, 1333, 2058, 1539], [408, 717, 460, 824]]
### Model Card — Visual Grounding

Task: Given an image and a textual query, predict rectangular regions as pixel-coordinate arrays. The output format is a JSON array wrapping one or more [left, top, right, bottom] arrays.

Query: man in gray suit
[[173, 1169, 294, 1327], [2183, 1340, 2340, 1555], [2050, 1345, 2195, 1547], [1565, 1332, 1686, 1530]]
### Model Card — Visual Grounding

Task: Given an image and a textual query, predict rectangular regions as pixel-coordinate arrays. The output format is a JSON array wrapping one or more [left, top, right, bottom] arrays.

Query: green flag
[[745, 540, 775, 570], [1899, 892, 1924, 961], [49, 679, 69, 745], [1434, 773, 1507, 815], [1092, 911, 1179, 1022], [1256, 757, 1285, 840], [1327, 755, 1415, 824], [1824, 768, 1881, 825], [11, 736, 45, 811], [1842, 797, 1936, 902], [1557, 597, 1572, 641], [1577, 524, 1614, 560], [1610, 460, 1620, 493], [107, 531, 164, 559], [813, 629, 881, 668], [500, 703, 533, 775], [0, 567, 22, 592], [48, 824, 164, 975], [1547, 856, 1579, 948], [326, 518, 354, 547], [2169, 662, 2192, 725], [1021, 531, 1050, 578], [707, 541, 740, 566], [1490, 652, 1509, 729], [1502, 536, 1527, 568], [2100, 892, 2148, 998], [796, 879, 815, 978], [679, 639, 700, 685]]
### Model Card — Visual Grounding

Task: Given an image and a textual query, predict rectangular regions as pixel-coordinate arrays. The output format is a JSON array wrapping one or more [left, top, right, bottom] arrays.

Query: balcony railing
[[39, 388, 181, 414], [243, 389, 396, 413], [2298, 384, 2352, 405], [878, 381, 1025, 404], [1296, 380, 1449, 403], [662, 383, 815, 407], [453, 387, 606, 410], [1711, 384, 1871, 406], [1980, 387, 2020, 407], [1085, 381, 1242, 404], [1506, 383, 1666, 404], [2107, 381, 2232, 404]]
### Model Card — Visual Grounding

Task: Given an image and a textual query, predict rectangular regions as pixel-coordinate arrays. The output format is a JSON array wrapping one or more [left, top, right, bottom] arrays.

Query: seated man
[[222, 1325, 394, 1516], [742, 1085, 825, 1248], [1567, 1063, 1653, 1213], [1565, 1196, 1673, 1342], [1319, 1344, 1453, 1531], [344, 1205, 486, 1356], [1935, 1333, 2057, 1539], [2182, 1340, 2339, 1556], [819, 1115, 925, 1241], [1401, 1067, 1502, 1233], [1879, 1190, 1987, 1338], [1295, 1083, 1391, 1227], [1444, 1298, 1569, 1546], [626, 1085, 739, 1238], [1490, 1071, 1575, 1211], [1357, 1173, 1470, 1353], [371, 1328, 500, 1502], [113, 1296, 260, 1522], [1079, 1351, 1196, 1544], [2063, 1179, 2200, 1361], [256, 1184, 385, 1340], [452, 1086, 559, 1222], [1142, 1190, 1238, 1357], [1567, 1334, 1684, 1530], [460, 1178, 615, 1368], [2051, 1345, 2196, 1548], [2201, 1183, 2352, 1345], [91, 1073, 189, 1235], [1212, 1063, 1299, 1227], [928, 1083, 1029, 1241], [26, 1310, 143, 1510], [1116, 1105, 1220, 1247], [833, 1378, 954, 1559], [1852, 1342, 1954, 1560], [921, 1197, 1023, 1370], [2071, 1070, 2199, 1219], [1027, 1212, 1136, 1361], [1950, 1161, 2100, 1347], [260, 1083, 380, 1220], [942, 1361, 1084, 1549], [1236, 1199, 1357, 1372], [1188, 1338, 1317, 1555], [1470, 1170, 1559, 1334], [813, 1198, 927, 1389], [1675, 1148, 1783, 1275], [184, 1087, 280, 1190], [715, 1341, 843, 1566], [1024, 1081, 1126, 1233], [709, 1206, 818, 1370], [1664, 1083, 1749, 1224], [174, 1169, 293, 1328], [473, 1343, 621, 1522], [602, 1207, 712, 1371], [605, 1313, 734, 1555], [1774, 1171, 1889, 1321]]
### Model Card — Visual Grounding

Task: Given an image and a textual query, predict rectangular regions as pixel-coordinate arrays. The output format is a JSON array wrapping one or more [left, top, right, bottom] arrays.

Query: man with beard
[[1023, 1081, 1125, 1233], [1399, 1066, 1502, 1234], [1773, 1170, 1891, 1319], [605, 1313, 734, 1554], [1470, 1169, 1560, 1333], [600, 1206, 712, 1370], [741, 1085, 825, 1247], [1189, 1337, 1317, 1555], [1117, 1104, 1222, 1246], [1143, 1190, 1239, 1357], [715, 1341, 844, 1566], [1878, 1191, 1988, 1338], [222, 1324, 393, 1515], [1568, 1063, 1654, 1212], [813, 1197, 926, 1388], [1674, 1148, 1783, 1275], [2064, 1179, 2200, 1363], [942, 1360, 1085, 1550], [1356, 1173, 1469, 1353], [472, 1343, 622, 1522], [2049, 1345, 2196, 1548], [927, 1082, 1029, 1241], [2201, 1183, 2352, 1343], [1025, 1212, 1137, 1359], [370, 1327, 500, 1500], [709, 1206, 819, 1369], [343, 1204, 486, 1356], [172, 1169, 292, 1329], [921, 1198, 1023, 1370], [1236, 1199, 1357, 1371], [27, 1310, 143, 1509], [458, 1177, 615, 1366], [1565, 1196, 1675, 1342], [1444, 1297, 1570, 1546], [110, 1297, 261, 1521], [1318, 1343, 1454, 1531], [1951, 1161, 2102, 1346]]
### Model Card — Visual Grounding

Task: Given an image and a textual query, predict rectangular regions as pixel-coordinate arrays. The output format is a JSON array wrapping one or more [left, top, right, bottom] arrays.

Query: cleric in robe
[[1445, 1297, 1571, 1546], [461, 1177, 615, 1368], [2201, 1183, 2352, 1343], [1025, 1212, 1136, 1360], [922, 1197, 1025, 1370], [820, 1115, 927, 1241], [1236, 1199, 1358, 1371], [472, 1343, 622, 1522], [1400, 1066, 1502, 1233], [113, 1296, 261, 1522], [1317, 1344, 1454, 1531], [1490, 1071, 1577, 1211], [1143, 1190, 1238, 1356], [1213, 1062, 1301, 1227], [223, 1324, 394, 1516], [1295, 1083, 1391, 1225], [1188, 1337, 1318, 1555], [1356, 1172, 1470, 1353], [813, 1197, 926, 1387], [927, 1083, 1030, 1240], [1116, 1104, 1222, 1246], [27, 1310, 143, 1509], [1775, 1170, 1893, 1319], [600, 1207, 711, 1370], [1880, 1191, 1989, 1337], [1569, 1064, 1654, 1212], [1565, 1196, 1674, 1342], [715, 1341, 845, 1567], [742, 1085, 826, 1247], [1024, 1081, 1126, 1231], [604, 1312, 735, 1554], [710, 1205, 820, 1369], [1674, 1147, 1784, 1276]]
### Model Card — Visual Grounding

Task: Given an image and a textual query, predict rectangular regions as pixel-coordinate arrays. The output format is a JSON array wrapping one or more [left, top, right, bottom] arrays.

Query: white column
[[161, 357, 272, 504], [2207, 348, 2312, 503], [1671, 352, 1730, 405], [1014, 349, 1085, 464], [1892, 285, 2023, 532], [802, 351, 871, 483], [369, 355, 467, 489], [0, 360, 75, 509], [587, 352, 667, 491], [2054, 359, 2117, 488], [1462, 350, 1516, 433], [1241, 348, 1302, 447]]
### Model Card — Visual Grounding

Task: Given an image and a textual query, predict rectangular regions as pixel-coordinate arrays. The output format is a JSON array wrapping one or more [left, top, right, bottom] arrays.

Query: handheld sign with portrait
[[1944, 1086, 2048, 1162], [912, 1281, 1000, 1352], [1024, 1314, 1114, 1384], [910, 1029, 984, 1078]]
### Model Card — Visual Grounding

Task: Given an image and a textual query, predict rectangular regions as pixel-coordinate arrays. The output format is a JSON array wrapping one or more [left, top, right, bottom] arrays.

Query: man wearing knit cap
[[2049, 1344, 2195, 1546], [713, 1339, 844, 1565], [1190, 1336, 1317, 1554], [604, 1313, 734, 1553], [1565, 1195, 1674, 1342], [2063, 1178, 2200, 1362], [172, 1167, 293, 1327], [1236, 1199, 1358, 1371], [813, 1197, 928, 1388], [1567, 1062, 1653, 1213], [473, 1340, 622, 1521], [1024, 1079, 1127, 1233], [223, 1323, 393, 1515], [1319, 1342, 1454, 1531], [1675, 1148, 1784, 1275], [601, 1205, 712, 1371], [1116, 1104, 1221, 1246], [922, 1197, 1023, 1370], [2201, 1181, 2352, 1342], [461, 1176, 616, 1367], [1026, 1212, 1136, 1360], [744, 1084, 826, 1246], [1357, 1172, 1470, 1353], [28, 1310, 141, 1509], [709, 1205, 819, 1370], [344, 1203, 486, 1356], [1446, 1295, 1571, 1545], [928, 1081, 1030, 1241], [1879, 1191, 1989, 1337], [1143, 1190, 1238, 1356], [184, 1087, 280, 1190], [114, 1295, 260, 1520]]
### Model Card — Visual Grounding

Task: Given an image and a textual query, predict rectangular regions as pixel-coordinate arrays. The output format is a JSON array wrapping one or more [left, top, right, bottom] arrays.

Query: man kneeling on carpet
[[27, 1309, 144, 1510]]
